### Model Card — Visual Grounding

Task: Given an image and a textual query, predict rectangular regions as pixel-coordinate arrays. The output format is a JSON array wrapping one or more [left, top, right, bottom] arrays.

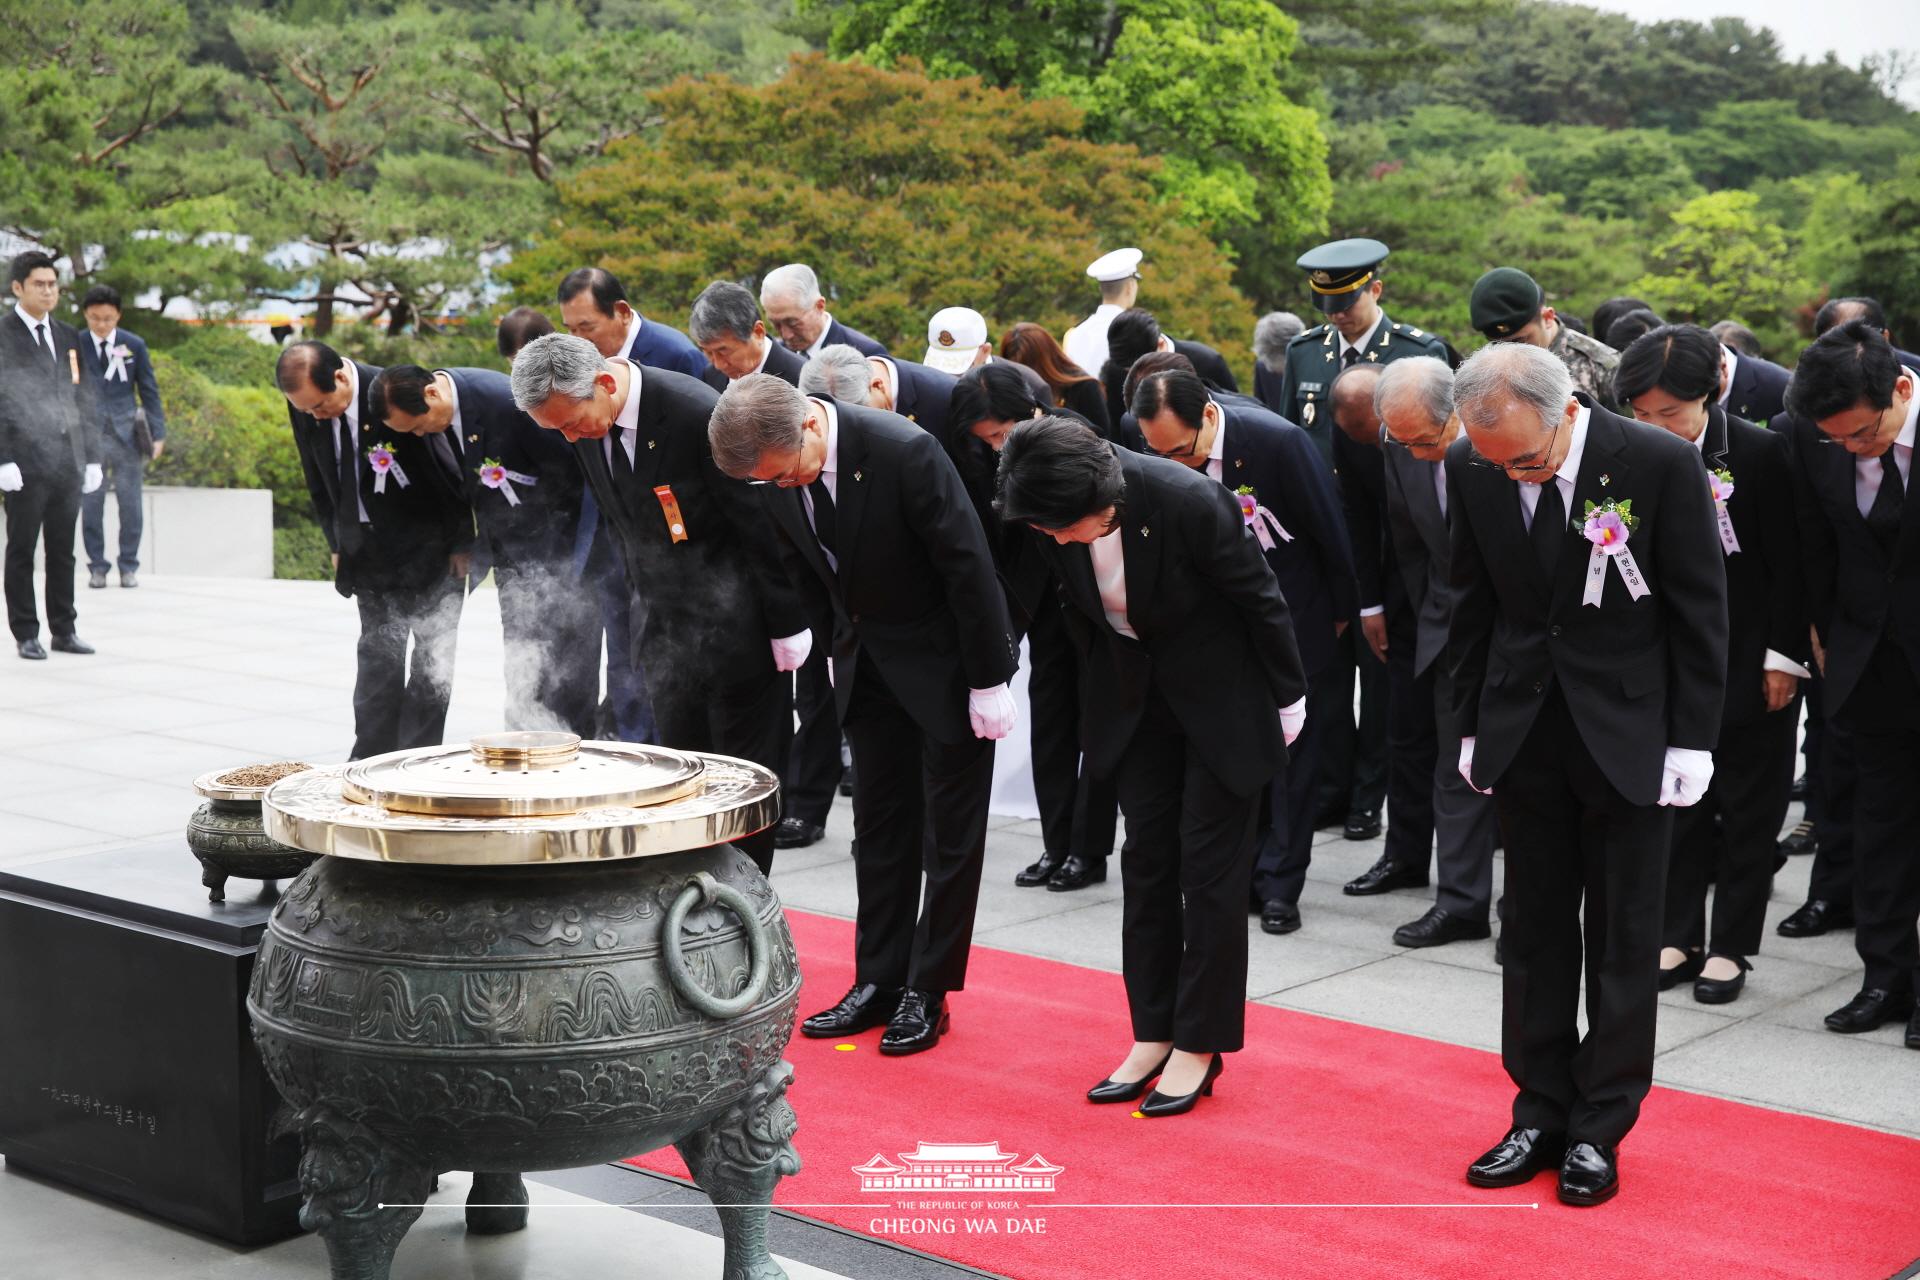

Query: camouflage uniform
[[1549, 321, 1621, 412]]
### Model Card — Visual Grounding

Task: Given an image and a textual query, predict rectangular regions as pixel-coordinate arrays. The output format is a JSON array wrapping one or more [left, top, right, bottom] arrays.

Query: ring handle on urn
[[662, 872, 772, 1019]]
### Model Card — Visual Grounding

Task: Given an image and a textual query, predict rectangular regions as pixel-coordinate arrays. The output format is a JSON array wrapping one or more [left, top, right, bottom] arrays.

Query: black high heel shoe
[[1087, 1051, 1173, 1104], [1138, 1053, 1224, 1118]]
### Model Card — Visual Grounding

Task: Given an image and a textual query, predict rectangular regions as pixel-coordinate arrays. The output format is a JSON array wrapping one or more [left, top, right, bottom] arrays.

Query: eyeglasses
[[1814, 413, 1891, 447], [1467, 414, 1562, 475], [1386, 430, 1449, 452], [747, 451, 806, 487], [1148, 427, 1201, 459]]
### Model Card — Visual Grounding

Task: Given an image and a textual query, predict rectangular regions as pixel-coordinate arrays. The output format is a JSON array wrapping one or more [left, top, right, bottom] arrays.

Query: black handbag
[[132, 405, 154, 459]]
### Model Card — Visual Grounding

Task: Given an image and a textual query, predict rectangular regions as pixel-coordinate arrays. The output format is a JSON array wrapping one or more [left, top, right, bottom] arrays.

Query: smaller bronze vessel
[[188, 764, 319, 902]]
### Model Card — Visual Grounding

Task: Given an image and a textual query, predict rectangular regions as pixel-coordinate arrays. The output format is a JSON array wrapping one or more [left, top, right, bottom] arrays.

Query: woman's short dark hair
[[1591, 296, 1652, 345], [1614, 324, 1722, 406], [497, 305, 555, 359], [950, 361, 1047, 434], [1131, 368, 1210, 430], [1787, 319, 1902, 422], [80, 284, 121, 311], [1603, 307, 1665, 351], [995, 416, 1125, 529]]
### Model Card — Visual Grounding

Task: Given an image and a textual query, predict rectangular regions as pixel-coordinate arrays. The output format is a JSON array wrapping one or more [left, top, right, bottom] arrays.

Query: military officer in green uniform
[[1278, 239, 1452, 464], [1469, 267, 1622, 412]]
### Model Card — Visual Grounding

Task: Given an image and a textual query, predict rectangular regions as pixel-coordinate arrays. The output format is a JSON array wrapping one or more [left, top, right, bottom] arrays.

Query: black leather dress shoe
[[1778, 899, 1853, 937], [17, 638, 46, 660], [878, 989, 948, 1056], [1393, 907, 1491, 948], [1658, 950, 1705, 991], [1824, 987, 1915, 1034], [1777, 820, 1816, 858], [50, 634, 94, 655], [1139, 1053, 1223, 1117], [838, 766, 855, 798], [88, 569, 107, 589], [1466, 1127, 1564, 1187], [771, 816, 825, 849], [1260, 901, 1301, 935], [1343, 808, 1383, 841], [1906, 1008, 1920, 1051], [1048, 853, 1107, 892], [1087, 1050, 1172, 1104], [1344, 854, 1430, 896], [1016, 850, 1065, 887], [1790, 773, 1808, 801], [1557, 1142, 1618, 1206], [1693, 955, 1750, 1005], [800, 982, 902, 1038]]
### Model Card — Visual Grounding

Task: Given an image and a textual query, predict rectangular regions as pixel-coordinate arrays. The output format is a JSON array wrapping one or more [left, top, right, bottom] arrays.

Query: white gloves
[[1459, 737, 1493, 795], [1659, 747, 1714, 807], [769, 629, 813, 673], [0, 462, 20, 492], [82, 464, 103, 494], [1279, 697, 1306, 746], [968, 684, 1017, 740]]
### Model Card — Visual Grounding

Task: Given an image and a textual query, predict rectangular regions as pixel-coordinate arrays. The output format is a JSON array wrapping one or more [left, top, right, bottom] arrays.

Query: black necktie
[[98, 338, 109, 371], [37, 323, 55, 362], [610, 429, 634, 482], [1342, 346, 1360, 370], [809, 477, 838, 556], [334, 419, 361, 543], [1531, 478, 1566, 578], [430, 432, 461, 484], [1868, 448, 1905, 550]]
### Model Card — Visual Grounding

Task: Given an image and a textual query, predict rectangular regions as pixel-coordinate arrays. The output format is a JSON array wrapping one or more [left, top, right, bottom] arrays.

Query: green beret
[[1469, 268, 1544, 339]]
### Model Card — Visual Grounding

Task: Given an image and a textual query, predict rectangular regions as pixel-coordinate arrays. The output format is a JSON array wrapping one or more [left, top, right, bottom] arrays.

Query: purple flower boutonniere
[[478, 458, 537, 506], [1579, 499, 1649, 605], [1233, 484, 1291, 549], [365, 444, 410, 494]]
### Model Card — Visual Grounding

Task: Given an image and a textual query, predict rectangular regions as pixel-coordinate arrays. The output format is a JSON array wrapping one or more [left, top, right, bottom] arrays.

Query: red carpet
[[632, 910, 1920, 1280]]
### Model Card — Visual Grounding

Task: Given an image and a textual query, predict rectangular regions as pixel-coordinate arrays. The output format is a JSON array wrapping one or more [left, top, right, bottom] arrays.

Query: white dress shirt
[[1716, 344, 1738, 407], [92, 326, 127, 381], [1088, 525, 1136, 639], [1064, 303, 1123, 378], [800, 398, 841, 573], [752, 336, 773, 375], [616, 312, 645, 363], [15, 301, 55, 360], [604, 358, 642, 470], [1337, 315, 1383, 363], [431, 373, 465, 478], [876, 356, 899, 408], [1854, 368, 1918, 518], [1519, 405, 1590, 531], [1203, 402, 1226, 482], [332, 360, 369, 524]]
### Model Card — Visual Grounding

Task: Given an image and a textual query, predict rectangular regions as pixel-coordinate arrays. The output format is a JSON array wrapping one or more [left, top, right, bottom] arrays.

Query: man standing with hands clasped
[[1445, 342, 1726, 1207]]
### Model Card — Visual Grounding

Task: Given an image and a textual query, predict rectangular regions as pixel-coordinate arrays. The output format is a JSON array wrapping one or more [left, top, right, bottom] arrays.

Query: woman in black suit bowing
[[995, 417, 1307, 1115], [1616, 325, 1808, 1004]]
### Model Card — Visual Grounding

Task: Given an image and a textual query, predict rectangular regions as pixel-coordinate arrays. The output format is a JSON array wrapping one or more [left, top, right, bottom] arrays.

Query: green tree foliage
[[1631, 191, 1809, 353], [806, 0, 1330, 305], [506, 55, 1253, 364]]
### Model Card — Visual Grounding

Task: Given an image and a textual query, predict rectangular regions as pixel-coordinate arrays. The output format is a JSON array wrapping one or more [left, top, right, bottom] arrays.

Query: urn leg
[[197, 855, 228, 902], [284, 1105, 431, 1280], [466, 1171, 530, 1235], [674, 1060, 801, 1280]]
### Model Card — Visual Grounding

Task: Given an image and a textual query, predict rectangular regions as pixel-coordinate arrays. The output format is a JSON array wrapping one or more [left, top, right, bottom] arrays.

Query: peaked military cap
[[1469, 267, 1546, 339], [1296, 238, 1389, 313]]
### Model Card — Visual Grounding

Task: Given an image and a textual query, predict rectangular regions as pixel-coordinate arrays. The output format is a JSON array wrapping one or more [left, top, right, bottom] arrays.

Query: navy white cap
[[1086, 247, 1143, 283]]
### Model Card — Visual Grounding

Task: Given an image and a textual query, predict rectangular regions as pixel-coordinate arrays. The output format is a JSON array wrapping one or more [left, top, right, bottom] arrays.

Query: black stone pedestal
[[0, 840, 304, 1245]]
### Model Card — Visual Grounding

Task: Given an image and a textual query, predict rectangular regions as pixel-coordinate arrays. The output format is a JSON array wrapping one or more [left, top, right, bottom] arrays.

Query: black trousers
[[350, 577, 463, 760], [1807, 674, 1856, 907], [1383, 640, 1438, 872], [783, 588, 842, 827], [1496, 687, 1670, 1148], [1116, 685, 1261, 1051], [1250, 663, 1324, 906], [1665, 702, 1798, 959], [1393, 656, 1500, 921], [1314, 628, 1389, 817], [649, 655, 792, 878], [1027, 598, 1118, 862], [1836, 640, 1920, 993], [842, 653, 995, 993], [4, 462, 81, 642], [497, 564, 599, 739]]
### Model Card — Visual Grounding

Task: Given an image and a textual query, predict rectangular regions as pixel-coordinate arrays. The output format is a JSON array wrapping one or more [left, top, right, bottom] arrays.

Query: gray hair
[[1453, 341, 1572, 433], [509, 332, 606, 412], [688, 281, 762, 346], [1375, 356, 1454, 428], [761, 262, 821, 308], [799, 344, 872, 404], [710, 373, 809, 478], [1252, 311, 1305, 371]]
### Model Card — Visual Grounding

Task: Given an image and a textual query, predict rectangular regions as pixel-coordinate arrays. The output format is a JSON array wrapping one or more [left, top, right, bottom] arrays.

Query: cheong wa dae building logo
[[853, 1141, 1064, 1193]]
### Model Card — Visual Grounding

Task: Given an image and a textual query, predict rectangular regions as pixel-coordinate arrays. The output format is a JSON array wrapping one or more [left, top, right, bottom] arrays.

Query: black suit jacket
[[884, 356, 956, 447], [1252, 361, 1286, 417], [761, 398, 1015, 744], [1380, 437, 1455, 678], [821, 317, 887, 358], [78, 328, 165, 446], [1221, 402, 1358, 678], [0, 311, 100, 475], [438, 367, 584, 574], [1723, 348, 1792, 426], [573, 364, 806, 686], [1172, 338, 1240, 394], [1790, 392, 1920, 720], [1700, 407, 1807, 725], [1445, 401, 1729, 804], [290, 361, 469, 599], [1036, 448, 1306, 797], [700, 339, 805, 393], [1334, 427, 1404, 636]]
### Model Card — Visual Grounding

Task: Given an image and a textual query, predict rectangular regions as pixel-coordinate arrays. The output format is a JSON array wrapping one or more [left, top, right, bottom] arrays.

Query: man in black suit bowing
[[1368, 358, 1500, 949], [689, 281, 806, 390], [1786, 320, 1920, 1047], [1131, 367, 1355, 936], [510, 336, 812, 876], [1, 251, 103, 659], [371, 364, 598, 738], [760, 263, 888, 358], [709, 373, 1018, 1055], [1447, 342, 1726, 1207], [277, 341, 470, 759], [799, 344, 957, 448]]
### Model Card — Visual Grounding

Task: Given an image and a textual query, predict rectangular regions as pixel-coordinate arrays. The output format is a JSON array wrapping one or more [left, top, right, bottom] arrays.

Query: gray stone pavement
[[0, 572, 1914, 1275]]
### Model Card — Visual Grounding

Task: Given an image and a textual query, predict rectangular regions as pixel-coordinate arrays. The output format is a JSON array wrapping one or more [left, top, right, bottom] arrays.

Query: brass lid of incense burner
[[261, 735, 779, 865]]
